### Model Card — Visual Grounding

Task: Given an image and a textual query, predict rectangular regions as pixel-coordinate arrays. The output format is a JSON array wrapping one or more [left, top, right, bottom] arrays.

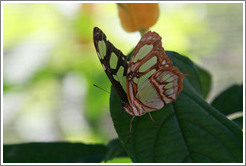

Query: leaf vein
[[152, 112, 175, 162]]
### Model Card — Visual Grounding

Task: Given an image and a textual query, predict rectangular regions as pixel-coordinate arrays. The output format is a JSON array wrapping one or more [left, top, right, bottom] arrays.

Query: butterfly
[[93, 27, 188, 129]]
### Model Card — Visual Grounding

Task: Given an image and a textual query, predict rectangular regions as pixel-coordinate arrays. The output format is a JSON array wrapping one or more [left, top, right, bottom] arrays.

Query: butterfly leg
[[148, 112, 159, 127], [126, 116, 136, 143]]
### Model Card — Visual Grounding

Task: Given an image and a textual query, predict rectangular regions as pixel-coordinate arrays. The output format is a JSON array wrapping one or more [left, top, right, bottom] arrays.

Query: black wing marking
[[93, 27, 129, 103]]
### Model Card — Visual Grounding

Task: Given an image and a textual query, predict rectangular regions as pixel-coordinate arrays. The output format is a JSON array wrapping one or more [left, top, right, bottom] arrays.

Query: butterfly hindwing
[[93, 27, 129, 103], [150, 67, 186, 105]]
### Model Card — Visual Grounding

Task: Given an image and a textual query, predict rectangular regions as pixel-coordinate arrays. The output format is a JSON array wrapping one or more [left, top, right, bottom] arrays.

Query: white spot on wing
[[141, 37, 146, 42], [165, 89, 174, 95], [127, 67, 131, 74], [147, 36, 152, 40], [133, 106, 139, 116]]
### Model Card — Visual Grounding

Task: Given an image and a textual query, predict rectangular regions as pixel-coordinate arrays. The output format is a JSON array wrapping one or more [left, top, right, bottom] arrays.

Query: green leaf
[[232, 116, 243, 129], [105, 157, 132, 163], [195, 65, 212, 99], [211, 84, 243, 115], [110, 51, 243, 163], [105, 138, 128, 162], [3, 142, 107, 163], [166, 51, 203, 97]]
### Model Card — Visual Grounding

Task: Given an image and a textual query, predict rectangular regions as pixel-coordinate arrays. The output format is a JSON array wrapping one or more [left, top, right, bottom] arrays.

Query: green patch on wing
[[159, 72, 171, 82], [113, 66, 127, 92], [137, 81, 158, 102], [98, 41, 107, 59], [166, 76, 174, 82], [165, 82, 173, 89], [133, 77, 138, 84], [133, 45, 153, 63], [139, 56, 157, 72], [165, 88, 174, 95], [113, 75, 119, 81], [110, 52, 118, 69], [138, 69, 156, 88], [136, 81, 163, 109]]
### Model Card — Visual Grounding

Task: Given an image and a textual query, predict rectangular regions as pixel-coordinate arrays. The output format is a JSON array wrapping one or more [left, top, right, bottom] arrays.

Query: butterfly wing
[[126, 31, 187, 115], [93, 27, 129, 103]]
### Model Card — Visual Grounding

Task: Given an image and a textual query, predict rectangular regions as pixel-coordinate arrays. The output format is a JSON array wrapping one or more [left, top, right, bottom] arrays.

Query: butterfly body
[[93, 27, 187, 117]]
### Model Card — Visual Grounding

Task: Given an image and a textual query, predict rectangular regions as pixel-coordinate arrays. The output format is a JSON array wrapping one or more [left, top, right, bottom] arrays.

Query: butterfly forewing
[[126, 31, 187, 115], [93, 27, 129, 103], [130, 31, 173, 68]]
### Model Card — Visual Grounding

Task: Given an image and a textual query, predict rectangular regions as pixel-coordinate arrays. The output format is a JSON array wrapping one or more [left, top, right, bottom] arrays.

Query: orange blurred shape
[[117, 3, 159, 32], [80, 3, 95, 14]]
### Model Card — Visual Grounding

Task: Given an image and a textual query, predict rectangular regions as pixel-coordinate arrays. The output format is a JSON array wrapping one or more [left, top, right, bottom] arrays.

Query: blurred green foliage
[[3, 3, 243, 150], [4, 142, 108, 163]]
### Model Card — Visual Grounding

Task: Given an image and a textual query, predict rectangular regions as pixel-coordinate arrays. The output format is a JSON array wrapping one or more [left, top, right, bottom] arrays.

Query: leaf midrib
[[183, 89, 241, 142], [182, 91, 241, 162], [172, 103, 194, 162]]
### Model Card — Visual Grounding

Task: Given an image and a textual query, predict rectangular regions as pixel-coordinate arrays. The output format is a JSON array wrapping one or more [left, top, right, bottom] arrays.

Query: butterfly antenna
[[93, 84, 110, 94]]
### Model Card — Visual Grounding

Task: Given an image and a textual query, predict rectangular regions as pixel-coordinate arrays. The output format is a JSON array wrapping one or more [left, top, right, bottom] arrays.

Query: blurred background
[[3, 3, 243, 146]]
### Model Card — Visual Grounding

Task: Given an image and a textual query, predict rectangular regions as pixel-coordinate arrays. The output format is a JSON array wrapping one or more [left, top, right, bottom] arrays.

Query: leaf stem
[[139, 29, 147, 36]]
